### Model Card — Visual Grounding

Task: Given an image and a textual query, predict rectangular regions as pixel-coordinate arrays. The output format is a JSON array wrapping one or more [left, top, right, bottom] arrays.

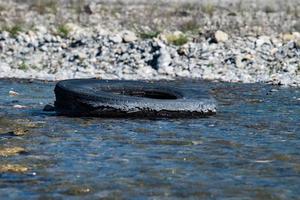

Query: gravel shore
[[0, 0, 299, 86]]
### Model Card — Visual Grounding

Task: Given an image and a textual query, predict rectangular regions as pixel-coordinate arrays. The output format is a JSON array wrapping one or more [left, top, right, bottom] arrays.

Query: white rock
[[109, 35, 122, 43], [61, 43, 68, 49], [9, 90, 19, 96], [94, 25, 109, 35], [173, 31, 184, 37], [2, 31, 9, 39], [40, 46, 48, 52], [27, 30, 36, 38], [64, 23, 78, 33], [77, 52, 87, 60], [0, 63, 11, 74], [21, 33, 31, 43], [13, 105, 27, 109], [256, 36, 271, 47], [35, 25, 47, 34], [177, 44, 189, 55], [156, 42, 173, 75], [215, 30, 229, 43], [175, 69, 190, 77], [282, 33, 294, 42], [270, 48, 278, 55], [293, 32, 300, 39], [121, 31, 138, 43], [64, 23, 86, 39]]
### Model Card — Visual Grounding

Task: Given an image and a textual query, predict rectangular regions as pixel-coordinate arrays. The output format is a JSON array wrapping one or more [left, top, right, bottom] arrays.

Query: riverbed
[[0, 79, 299, 199]]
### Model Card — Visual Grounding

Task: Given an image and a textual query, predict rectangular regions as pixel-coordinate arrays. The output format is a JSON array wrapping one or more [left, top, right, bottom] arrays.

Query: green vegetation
[[207, 63, 214, 68], [166, 33, 188, 46], [56, 24, 71, 38], [139, 31, 160, 39], [3, 25, 23, 37], [18, 61, 28, 71]]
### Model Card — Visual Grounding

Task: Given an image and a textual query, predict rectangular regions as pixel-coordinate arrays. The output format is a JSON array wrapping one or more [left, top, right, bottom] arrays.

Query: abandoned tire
[[54, 79, 217, 118]]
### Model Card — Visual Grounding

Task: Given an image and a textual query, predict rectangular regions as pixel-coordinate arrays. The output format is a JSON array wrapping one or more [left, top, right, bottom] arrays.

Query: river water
[[0, 79, 299, 199]]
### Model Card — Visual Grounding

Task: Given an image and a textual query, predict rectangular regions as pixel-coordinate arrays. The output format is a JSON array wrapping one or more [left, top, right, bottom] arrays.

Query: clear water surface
[[0, 79, 299, 199]]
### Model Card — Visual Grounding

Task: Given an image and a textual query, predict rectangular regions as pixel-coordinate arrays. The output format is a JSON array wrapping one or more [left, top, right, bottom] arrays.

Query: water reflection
[[0, 79, 299, 199]]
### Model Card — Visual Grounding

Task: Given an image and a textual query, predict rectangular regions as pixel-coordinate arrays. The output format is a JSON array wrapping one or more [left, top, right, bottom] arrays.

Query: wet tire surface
[[0, 79, 299, 199], [54, 79, 217, 118]]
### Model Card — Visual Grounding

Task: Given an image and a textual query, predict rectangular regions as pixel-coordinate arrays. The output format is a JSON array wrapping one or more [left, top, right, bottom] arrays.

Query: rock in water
[[43, 104, 55, 112], [9, 90, 19, 96]]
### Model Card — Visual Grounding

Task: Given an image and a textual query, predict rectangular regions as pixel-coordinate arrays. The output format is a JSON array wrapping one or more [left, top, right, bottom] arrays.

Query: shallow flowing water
[[0, 79, 299, 199]]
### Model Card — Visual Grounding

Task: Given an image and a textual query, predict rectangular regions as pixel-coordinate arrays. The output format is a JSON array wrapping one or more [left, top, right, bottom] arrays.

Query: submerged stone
[[0, 164, 28, 173], [0, 147, 26, 157]]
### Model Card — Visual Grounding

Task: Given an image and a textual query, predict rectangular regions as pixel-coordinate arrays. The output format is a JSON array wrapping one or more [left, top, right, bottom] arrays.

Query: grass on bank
[[3, 25, 23, 37], [18, 61, 29, 71], [166, 33, 188, 46], [56, 24, 71, 38], [139, 31, 160, 39]]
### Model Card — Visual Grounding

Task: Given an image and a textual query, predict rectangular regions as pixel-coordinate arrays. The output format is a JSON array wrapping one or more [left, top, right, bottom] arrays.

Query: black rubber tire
[[54, 79, 217, 118]]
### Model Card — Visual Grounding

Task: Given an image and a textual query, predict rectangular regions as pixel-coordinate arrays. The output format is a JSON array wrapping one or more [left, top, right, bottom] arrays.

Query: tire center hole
[[108, 89, 179, 99]]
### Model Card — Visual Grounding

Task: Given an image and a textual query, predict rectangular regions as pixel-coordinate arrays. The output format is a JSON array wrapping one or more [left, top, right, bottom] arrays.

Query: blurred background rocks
[[0, 0, 299, 86]]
